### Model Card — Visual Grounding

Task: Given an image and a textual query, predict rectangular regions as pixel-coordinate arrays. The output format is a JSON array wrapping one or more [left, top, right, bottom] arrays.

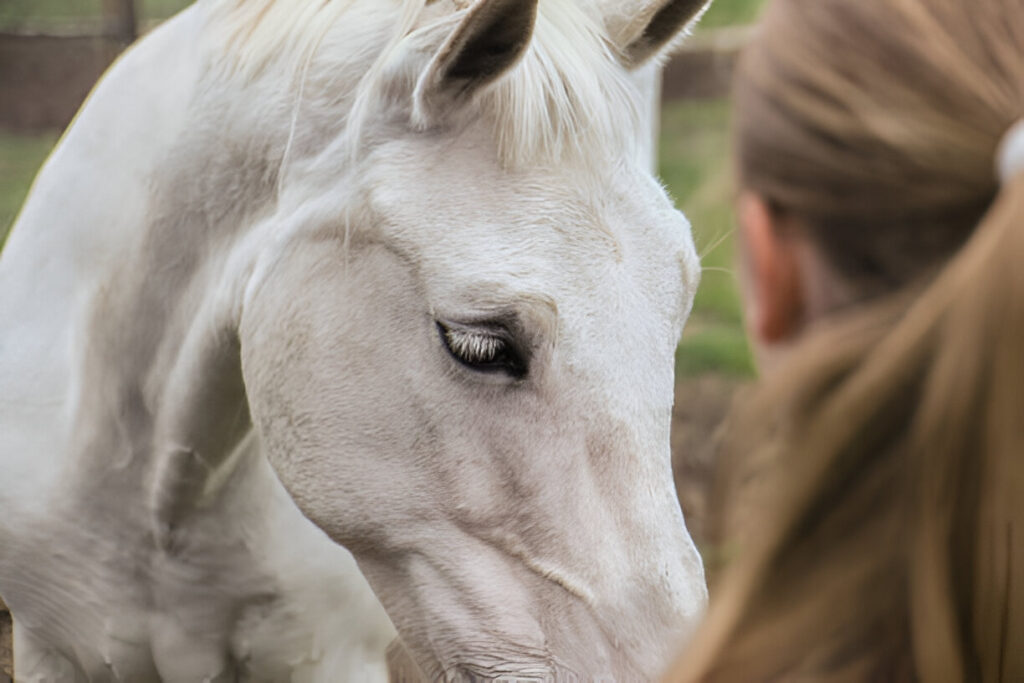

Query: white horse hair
[[212, 0, 640, 165], [0, 0, 710, 680]]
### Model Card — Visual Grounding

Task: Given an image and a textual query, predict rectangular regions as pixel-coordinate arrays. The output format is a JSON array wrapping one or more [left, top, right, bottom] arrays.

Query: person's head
[[734, 0, 1022, 365], [667, 0, 1023, 680]]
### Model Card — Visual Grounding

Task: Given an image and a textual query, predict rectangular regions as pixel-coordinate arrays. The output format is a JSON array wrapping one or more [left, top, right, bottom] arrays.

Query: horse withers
[[0, 0, 710, 679]]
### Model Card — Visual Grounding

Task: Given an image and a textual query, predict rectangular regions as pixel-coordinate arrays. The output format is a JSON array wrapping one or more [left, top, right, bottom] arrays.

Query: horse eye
[[437, 322, 527, 379]]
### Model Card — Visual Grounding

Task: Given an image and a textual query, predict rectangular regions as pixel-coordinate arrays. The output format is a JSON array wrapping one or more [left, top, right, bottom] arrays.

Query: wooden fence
[[0, 0, 136, 131], [663, 26, 749, 101], [1, 598, 10, 682], [0, 32, 125, 131], [0, 25, 747, 132]]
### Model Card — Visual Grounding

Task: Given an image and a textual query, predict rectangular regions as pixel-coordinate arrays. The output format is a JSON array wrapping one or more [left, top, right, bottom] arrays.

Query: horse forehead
[[366, 139, 690, 273]]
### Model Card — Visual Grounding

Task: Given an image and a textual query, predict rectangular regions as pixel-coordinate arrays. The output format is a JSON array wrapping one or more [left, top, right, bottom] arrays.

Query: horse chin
[[380, 587, 664, 683], [386, 637, 618, 683]]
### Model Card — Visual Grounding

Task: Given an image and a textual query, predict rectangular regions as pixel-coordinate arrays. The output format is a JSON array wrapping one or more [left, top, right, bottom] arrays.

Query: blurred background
[[0, 0, 764, 570]]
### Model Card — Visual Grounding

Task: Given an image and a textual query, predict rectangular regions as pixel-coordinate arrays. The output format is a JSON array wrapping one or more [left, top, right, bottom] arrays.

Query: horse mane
[[203, 0, 642, 166]]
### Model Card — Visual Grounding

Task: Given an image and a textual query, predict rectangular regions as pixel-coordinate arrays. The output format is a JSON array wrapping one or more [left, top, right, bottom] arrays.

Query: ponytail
[[909, 173, 1024, 682], [666, 174, 1024, 682]]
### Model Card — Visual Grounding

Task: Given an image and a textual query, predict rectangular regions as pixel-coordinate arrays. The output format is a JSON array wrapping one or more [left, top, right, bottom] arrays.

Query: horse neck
[[19, 9, 327, 485], [2, 0, 401, 491]]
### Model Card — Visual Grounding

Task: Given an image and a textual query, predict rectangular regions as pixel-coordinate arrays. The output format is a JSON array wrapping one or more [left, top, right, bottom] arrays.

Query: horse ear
[[608, 0, 711, 68], [413, 0, 539, 126]]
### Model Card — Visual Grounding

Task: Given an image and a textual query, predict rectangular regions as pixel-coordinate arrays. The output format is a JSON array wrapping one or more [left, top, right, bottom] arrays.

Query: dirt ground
[[671, 374, 747, 559]]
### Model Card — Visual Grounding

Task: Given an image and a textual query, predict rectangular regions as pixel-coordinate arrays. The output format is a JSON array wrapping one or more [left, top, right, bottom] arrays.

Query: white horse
[[0, 0, 710, 679]]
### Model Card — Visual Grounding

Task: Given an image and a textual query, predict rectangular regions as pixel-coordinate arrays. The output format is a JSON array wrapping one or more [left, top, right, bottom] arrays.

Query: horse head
[[161, 0, 710, 678]]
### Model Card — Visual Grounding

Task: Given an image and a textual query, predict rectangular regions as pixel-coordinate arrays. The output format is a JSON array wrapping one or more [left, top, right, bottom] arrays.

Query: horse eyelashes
[[445, 327, 503, 363], [437, 321, 528, 378]]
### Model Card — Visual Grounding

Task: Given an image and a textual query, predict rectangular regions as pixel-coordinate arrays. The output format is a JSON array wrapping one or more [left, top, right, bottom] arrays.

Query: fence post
[[0, 598, 10, 683], [102, 0, 137, 42]]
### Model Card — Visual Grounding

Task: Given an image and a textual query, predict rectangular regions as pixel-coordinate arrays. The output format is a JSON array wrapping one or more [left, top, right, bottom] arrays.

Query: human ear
[[737, 192, 805, 345]]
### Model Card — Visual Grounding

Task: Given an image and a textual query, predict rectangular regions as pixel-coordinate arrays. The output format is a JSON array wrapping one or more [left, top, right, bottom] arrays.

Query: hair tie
[[997, 118, 1024, 184]]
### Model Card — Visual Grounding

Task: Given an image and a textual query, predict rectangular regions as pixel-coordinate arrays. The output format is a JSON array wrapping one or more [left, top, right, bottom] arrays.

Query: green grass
[[0, 130, 59, 245], [0, 0, 101, 24], [698, 0, 766, 29], [0, 0, 189, 27], [659, 99, 754, 378]]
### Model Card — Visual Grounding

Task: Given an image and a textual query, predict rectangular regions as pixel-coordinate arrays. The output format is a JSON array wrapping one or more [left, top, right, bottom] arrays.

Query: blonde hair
[[667, 0, 1023, 680]]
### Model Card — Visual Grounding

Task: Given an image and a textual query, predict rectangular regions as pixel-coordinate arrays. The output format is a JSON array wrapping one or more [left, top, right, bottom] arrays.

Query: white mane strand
[[204, 0, 643, 166], [488, 0, 642, 165]]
